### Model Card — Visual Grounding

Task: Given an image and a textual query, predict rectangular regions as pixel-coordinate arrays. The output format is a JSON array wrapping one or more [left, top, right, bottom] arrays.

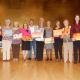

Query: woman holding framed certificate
[[62, 19, 73, 63], [71, 15, 80, 64], [12, 21, 21, 62], [44, 20, 53, 61], [35, 17, 44, 61], [53, 21, 63, 62], [20, 23, 32, 62], [28, 19, 37, 60], [2, 19, 13, 61], [0, 26, 2, 48], [0, 26, 2, 58]]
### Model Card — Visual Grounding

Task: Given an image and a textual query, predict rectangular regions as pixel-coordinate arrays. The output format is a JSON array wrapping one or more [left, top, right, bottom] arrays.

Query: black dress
[[22, 30, 31, 50]]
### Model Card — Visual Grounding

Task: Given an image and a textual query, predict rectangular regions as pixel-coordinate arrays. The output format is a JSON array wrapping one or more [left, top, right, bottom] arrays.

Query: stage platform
[[0, 59, 80, 80]]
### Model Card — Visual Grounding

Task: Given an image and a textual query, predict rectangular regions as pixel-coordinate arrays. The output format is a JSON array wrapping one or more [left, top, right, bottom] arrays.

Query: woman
[[44, 21, 53, 61], [35, 17, 44, 61], [20, 23, 32, 61], [71, 15, 80, 64], [2, 19, 13, 61], [0, 26, 2, 48], [28, 19, 37, 60], [53, 21, 63, 62], [0, 26, 2, 59], [12, 21, 21, 62], [62, 19, 73, 63]]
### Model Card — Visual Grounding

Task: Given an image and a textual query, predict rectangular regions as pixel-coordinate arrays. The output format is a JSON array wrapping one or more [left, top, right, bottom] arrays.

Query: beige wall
[[0, 3, 43, 25], [0, 0, 80, 25]]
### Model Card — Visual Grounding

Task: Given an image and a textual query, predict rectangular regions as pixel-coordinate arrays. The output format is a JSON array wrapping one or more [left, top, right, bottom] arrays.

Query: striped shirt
[[2, 28, 13, 40]]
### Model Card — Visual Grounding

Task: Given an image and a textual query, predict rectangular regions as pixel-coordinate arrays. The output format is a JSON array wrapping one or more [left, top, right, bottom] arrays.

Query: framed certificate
[[32, 32, 43, 38], [22, 36, 32, 41], [44, 37, 54, 44], [73, 33, 80, 40], [53, 29, 64, 37]]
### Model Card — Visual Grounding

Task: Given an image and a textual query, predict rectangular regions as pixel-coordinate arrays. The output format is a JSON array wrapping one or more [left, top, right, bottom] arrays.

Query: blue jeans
[[28, 40, 36, 59]]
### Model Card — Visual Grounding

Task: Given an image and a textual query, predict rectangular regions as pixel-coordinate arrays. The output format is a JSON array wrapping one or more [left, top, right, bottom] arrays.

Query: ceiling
[[0, 0, 80, 9]]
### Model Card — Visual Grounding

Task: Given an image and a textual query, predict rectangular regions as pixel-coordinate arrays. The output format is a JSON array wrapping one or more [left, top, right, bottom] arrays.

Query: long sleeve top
[[12, 29, 21, 44], [2, 28, 13, 41], [70, 23, 80, 38], [35, 27, 44, 41]]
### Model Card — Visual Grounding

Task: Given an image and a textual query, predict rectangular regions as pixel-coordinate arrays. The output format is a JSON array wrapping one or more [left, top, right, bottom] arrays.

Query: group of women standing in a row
[[0, 14, 80, 64]]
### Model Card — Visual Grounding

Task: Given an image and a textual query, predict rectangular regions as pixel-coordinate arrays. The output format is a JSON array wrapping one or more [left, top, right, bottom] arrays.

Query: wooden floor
[[0, 59, 80, 80]]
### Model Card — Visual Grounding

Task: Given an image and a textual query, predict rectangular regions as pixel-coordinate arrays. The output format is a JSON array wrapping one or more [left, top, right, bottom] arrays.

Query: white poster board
[[13, 33, 22, 39], [32, 32, 43, 38]]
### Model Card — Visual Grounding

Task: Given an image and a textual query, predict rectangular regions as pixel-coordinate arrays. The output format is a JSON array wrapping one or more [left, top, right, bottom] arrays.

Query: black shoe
[[28, 58, 31, 60], [3, 60, 7, 62], [55, 59, 58, 62], [46, 58, 49, 61], [23, 59, 26, 62], [60, 59, 63, 62], [35, 58, 37, 61], [50, 58, 52, 61], [74, 61, 77, 64]]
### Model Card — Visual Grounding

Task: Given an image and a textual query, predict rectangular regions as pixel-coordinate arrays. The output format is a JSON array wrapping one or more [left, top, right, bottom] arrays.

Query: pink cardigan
[[20, 28, 31, 37]]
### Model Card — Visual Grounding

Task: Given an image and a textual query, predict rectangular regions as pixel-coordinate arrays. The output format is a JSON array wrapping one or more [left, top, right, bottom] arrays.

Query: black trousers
[[73, 41, 80, 63], [12, 44, 20, 59], [36, 41, 44, 60], [54, 38, 63, 60]]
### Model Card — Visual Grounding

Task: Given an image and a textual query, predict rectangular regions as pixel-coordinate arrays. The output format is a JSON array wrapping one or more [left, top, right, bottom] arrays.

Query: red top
[[70, 23, 80, 37]]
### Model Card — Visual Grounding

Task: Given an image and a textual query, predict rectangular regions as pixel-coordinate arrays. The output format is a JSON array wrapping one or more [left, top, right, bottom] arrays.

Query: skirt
[[22, 40, 30, 50], [44, 43, 53, 49]]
